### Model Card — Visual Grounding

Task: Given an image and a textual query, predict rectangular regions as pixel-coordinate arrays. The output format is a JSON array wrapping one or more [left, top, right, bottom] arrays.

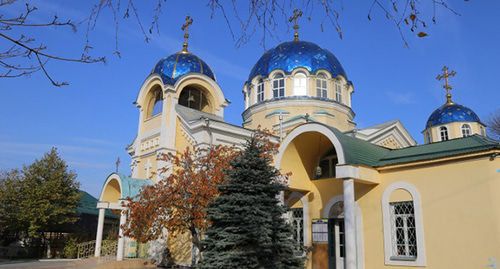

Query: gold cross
[[436, 66, 456, 104], [289, 9, 303, 41], [181, 16, 193, 53]]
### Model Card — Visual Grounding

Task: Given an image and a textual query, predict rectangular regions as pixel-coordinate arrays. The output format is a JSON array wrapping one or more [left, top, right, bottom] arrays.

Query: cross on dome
[[181, 15, 193, 53], [436, 65, 457, 104], [289, 9, 303, 42]]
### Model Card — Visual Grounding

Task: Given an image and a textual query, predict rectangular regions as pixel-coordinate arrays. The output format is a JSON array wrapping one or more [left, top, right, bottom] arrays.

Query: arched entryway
[[95, 173, 153, 261], [275, 123, 360, 269]]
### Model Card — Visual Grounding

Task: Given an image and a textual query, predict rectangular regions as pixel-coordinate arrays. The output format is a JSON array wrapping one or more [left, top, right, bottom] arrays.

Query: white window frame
[[335, 82, 342, 103], [257, 79, 265, 103], [382, 182, 426, 267], [316, 73, 328, 98], [439, 126, 449, 141], [293, 72, 307, 96], [461, 124, 471, 137], [272, 73, 285, 98]]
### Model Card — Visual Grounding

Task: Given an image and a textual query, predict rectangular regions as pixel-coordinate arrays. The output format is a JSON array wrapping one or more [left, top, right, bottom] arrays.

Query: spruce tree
[[199, 137, 304, 269]]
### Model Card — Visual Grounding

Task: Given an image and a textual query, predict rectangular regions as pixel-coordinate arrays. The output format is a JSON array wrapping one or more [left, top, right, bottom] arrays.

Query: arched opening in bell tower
[[178, 84, 212, 113]]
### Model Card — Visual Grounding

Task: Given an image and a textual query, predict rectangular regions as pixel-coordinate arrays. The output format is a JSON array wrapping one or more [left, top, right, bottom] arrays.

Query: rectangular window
[[257, 82, 264, 102], [293, 74, 307, 96], [316, 79, 327, 98], [335, 83, 342, 103], [390, 201, 417, 260], [273, 78, 285, 98]]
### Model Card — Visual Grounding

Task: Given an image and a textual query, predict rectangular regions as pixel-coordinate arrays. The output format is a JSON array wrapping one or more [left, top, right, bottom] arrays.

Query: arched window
[[461, 124, 472, 137], [335, 81, 342, 103], [439, 126, 449, 141], [272, 73, 285, 98], [179, 86, 209, 111], [480, 126, 486, 136], [257, 79, 265, 102], [151, 90, 163, 116], [316, 73, 328, 98], [293, 72, 307, 96], [382, 182, 426, 266], [316, 148, 338, 179], [147, 88, 163, 118]]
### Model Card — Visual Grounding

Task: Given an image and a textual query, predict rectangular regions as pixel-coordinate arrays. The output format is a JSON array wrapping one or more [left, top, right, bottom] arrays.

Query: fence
[[77, 240, 117, 259]]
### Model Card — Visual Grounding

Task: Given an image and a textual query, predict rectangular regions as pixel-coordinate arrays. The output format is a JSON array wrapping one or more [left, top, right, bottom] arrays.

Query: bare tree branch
[[0, 0, 466, 86]]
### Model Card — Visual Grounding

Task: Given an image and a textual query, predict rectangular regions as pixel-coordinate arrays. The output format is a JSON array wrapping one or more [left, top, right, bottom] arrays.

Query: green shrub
[[63, 237, 78, 258]]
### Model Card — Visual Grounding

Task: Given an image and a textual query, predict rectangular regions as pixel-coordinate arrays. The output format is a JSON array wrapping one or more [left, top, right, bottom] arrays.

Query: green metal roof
[[115, 174, 153, 200], [323, 125, 499, 168], [375, 135, 499, 167], [327, 126, 390, 166], [77, 191, 118, 218]]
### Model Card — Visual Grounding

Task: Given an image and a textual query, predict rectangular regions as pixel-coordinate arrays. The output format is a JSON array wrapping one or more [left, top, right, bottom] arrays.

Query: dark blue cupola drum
[[247, 41, 347, 83], [426, 103, 482, 128], [151, 52, 216, 85]]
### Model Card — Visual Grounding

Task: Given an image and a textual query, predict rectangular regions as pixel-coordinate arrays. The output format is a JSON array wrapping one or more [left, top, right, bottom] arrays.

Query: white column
[[117, 209, 127, 261], [343, 178, 357, 269], [300, 195, 311, 246], [94, 208, 106, 257]]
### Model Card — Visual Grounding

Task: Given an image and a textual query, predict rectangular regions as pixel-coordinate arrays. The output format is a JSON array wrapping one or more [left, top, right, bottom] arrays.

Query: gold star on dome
[[181, 16, 193, 53], [436, 66, 457, 105]]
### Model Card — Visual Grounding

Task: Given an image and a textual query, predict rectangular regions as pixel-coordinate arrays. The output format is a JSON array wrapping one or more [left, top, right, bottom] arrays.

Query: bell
[[315, 166, 322, 178]]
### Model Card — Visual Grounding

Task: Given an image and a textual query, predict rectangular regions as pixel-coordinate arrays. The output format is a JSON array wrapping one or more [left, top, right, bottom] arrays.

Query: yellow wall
[[279, 129, 499, 269], [426, 121, 485, 143], [359, 156, 500, 269], [244, 103, 355, 133]]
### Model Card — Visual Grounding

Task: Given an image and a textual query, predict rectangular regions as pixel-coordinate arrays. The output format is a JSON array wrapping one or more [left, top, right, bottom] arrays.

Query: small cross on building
[[181, 16, 193, 53], [289, 9, 303, 42], [436, 66, 457, 104]]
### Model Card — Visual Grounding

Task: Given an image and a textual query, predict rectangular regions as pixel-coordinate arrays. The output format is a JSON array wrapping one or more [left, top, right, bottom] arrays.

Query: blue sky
[[0, 1, 499, 197]]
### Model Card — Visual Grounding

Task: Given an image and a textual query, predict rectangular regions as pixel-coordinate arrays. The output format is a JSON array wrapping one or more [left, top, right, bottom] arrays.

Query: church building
[[95, 16, 500, 269]]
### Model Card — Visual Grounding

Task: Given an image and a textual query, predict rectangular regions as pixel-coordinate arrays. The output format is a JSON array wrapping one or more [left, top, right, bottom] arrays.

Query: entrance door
[[328, 218, 345, 269]]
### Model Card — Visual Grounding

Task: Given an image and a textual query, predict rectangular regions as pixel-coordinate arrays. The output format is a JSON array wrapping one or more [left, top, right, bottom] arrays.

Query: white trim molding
[[275, 123, 346, 171], [382, 181, 426, 267]]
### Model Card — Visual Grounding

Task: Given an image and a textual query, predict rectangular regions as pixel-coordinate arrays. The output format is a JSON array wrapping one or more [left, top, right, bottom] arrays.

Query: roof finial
[[181, 15, 193, 53], [436, 65, 456, 105], [289, 9, 303, 42]]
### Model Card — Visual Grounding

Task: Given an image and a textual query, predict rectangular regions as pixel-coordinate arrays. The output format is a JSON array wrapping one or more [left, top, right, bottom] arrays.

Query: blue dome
[[247, 41, 347, 83], [426, 103, 482, 128], [152, 52, 215, 85]]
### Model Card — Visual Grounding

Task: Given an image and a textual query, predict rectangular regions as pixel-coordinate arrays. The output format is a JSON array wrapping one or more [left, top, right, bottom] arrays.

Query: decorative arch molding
[[99, 173, 123, 203], [275, 123, 346, 170], [381, 181, 426, 267], [174, 74, 228, 117], [135, 74, 165, 110]]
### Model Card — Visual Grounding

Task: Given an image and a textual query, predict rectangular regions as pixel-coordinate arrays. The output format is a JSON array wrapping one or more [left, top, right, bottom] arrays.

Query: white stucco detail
[[382, 181, 426, 267]]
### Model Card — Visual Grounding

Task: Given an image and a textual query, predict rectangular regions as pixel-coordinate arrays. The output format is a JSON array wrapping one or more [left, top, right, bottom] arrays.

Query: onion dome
[[152, 52, 216, 85], [426, 102, 482, 128], [247, 41, 347, 83]]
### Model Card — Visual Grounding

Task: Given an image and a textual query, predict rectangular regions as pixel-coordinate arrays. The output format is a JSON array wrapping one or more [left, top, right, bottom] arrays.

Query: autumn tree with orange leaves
[[123, 145, 237, 264], [123, 129, 279, 266]]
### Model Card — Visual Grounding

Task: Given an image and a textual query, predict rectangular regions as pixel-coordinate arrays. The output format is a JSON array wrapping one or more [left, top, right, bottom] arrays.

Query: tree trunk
[[189, 225, 201, 267]]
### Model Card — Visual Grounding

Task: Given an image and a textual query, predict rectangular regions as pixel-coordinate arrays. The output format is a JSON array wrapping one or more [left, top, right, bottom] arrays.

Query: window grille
[[290, 208, 304, 250], [390, 201, 417, 260], [461, 124, 471, 137], [257, 80, 265, 102], [273, 74, 285, 98], [316, 74, 328, 98], [440, 126, 449, 141]]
